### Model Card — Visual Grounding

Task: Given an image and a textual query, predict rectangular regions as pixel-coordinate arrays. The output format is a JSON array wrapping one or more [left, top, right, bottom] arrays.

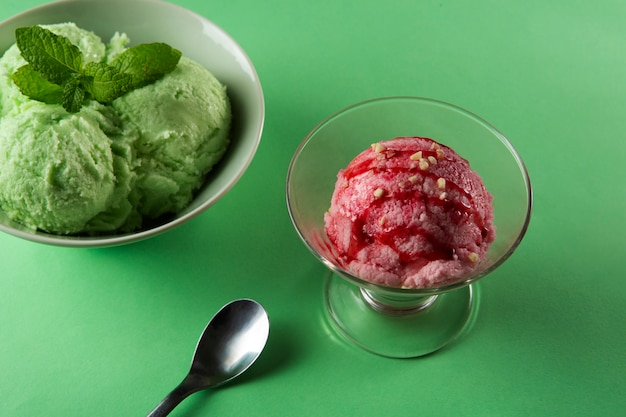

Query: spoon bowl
[[147, 299, 270, 417]]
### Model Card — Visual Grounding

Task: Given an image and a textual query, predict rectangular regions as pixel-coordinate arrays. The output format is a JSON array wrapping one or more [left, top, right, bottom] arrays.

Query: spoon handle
[[146, 374, 205, 417]]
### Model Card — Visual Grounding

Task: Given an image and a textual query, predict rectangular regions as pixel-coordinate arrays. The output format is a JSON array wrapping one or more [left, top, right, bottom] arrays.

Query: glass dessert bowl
[[286, 96, 532, 358]]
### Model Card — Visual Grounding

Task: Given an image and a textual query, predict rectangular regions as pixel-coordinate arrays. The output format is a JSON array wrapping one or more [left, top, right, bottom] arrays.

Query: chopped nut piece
[[436, 148, 445, 160], [371, 142, 386, 153], [342, 180, 349, 188], [373, 188, 384, 198], [437, 177, 446, 189], [408, 175, 418, 184], [379, 215, 386, 226], [439, 192, 447, 200], [419, 159, 430, 170], [468, 252, 479, 263], [398, 181, 406, 188], [430, 142, 441, 151], [409, 162, 417, 170], [428, 156, 437, 165], [410, 151, 423, 161]]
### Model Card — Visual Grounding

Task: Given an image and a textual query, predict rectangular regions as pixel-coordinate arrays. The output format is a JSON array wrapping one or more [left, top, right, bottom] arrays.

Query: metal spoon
[[146, 299, 270, 417]]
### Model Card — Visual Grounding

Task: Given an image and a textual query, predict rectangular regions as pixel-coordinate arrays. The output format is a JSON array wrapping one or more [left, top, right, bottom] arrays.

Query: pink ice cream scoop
[[324, 136, 496, 289]]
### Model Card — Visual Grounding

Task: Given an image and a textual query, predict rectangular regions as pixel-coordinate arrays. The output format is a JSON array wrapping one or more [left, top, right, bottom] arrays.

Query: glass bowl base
[[323, 272, 479, 358]]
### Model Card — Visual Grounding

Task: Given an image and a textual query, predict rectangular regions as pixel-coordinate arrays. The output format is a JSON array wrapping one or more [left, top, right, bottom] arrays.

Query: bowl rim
[[286, 95, 533, 295], [0, 0, 265, 248]]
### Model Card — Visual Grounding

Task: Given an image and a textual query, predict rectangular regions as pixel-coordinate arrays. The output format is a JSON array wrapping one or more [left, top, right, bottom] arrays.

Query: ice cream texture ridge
[[324, 136, 496, 289], [0, 23, 231, 235]]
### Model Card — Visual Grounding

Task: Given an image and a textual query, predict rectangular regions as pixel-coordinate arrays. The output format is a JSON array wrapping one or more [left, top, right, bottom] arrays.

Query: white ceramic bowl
[[0, 0, 264, 247]]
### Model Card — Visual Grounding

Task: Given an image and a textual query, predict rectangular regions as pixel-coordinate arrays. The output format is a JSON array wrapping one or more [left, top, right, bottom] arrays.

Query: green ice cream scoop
[[0, 104, 118, 234], [112, 56, 232, 219]]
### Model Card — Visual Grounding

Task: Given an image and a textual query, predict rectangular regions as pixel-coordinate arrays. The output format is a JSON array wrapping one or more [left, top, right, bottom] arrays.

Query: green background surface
[[1, 0, 624, 416]]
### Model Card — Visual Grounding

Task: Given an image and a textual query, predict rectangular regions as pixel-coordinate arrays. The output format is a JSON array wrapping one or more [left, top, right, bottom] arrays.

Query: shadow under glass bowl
[[287, 96, 532, 358], [0, 0, 264, 247]]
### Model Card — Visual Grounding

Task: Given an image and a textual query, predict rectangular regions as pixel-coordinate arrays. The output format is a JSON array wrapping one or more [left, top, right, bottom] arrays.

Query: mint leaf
[[11, 26, 182, 112], [12, 64, 63, 104], [83, 62, 133, 103], [15, 26, 83, 85], [110, 43, 181, 88], [62, 74, 87, 113]]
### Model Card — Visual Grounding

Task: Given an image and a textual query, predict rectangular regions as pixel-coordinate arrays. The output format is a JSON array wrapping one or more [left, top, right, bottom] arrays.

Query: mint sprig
[[12, 26, 181, 113]]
